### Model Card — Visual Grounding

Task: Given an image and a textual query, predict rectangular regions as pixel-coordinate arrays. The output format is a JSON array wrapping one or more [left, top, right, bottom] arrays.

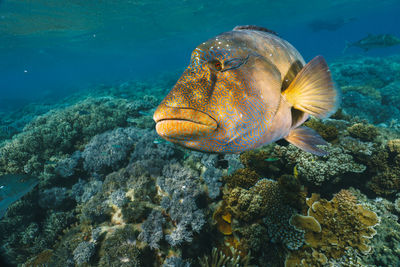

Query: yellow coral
[[387, 139, 400, 154], [213, 204, 233, 236], [286, 190, 379, 266]]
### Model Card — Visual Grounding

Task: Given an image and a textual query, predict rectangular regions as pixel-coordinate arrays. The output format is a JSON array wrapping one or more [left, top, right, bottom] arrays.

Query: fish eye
[[214, 61, 222, 71], [209, 60, 223, 71]]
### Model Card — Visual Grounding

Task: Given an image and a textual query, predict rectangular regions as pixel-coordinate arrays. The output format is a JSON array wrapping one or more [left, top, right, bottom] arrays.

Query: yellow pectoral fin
[[285, 126, 328, 156], [282, 56, 341, 118]]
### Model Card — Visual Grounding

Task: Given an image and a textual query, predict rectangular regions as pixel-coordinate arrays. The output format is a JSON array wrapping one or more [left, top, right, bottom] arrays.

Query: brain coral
[[286, 190, 379, 266]]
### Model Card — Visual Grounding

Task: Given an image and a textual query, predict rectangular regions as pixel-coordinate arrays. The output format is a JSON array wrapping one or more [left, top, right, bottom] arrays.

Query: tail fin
[[282, 56, 341, 119]]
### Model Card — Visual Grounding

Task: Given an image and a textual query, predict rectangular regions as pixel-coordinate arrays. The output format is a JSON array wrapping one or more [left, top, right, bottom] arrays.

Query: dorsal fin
[[233, 25, 278, 36]]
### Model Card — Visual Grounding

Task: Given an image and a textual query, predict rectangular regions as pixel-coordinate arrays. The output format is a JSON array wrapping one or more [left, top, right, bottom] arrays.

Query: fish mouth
[[153, 106, 217, 140]]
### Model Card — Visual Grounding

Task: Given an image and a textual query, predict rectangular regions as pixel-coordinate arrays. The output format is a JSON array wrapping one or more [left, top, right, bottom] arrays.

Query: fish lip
[[154, 107, 218, 129]]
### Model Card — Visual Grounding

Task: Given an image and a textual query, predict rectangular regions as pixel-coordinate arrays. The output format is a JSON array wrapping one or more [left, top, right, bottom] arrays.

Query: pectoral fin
[[285, 126, 328, 156], [282, 56, 340, 118]]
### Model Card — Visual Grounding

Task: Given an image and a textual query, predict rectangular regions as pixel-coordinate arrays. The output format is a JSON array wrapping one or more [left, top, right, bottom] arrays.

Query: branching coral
[[274, 144, 366, 186], [304, 118, 339, 142], [0, 97, 135, 176], [347, 123, 379, 142], [367, 142, 400, 195], [157, 163, 205, 247]]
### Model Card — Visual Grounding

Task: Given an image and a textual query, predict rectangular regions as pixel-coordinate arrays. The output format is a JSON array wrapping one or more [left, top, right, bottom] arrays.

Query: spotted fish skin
[[154, 26, 338, 154]]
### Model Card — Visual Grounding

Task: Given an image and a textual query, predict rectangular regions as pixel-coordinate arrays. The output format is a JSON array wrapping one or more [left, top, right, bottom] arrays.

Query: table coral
[[286, 190, 379, 266]]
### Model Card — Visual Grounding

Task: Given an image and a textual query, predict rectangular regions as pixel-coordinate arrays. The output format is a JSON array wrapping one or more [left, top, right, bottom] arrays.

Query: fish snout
[[153, 105, 217, 140]]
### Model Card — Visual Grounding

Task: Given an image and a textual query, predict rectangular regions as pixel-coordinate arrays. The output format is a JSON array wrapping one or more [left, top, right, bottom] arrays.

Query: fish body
[[0, 174, 38, 219], [154, 26, 340, 155], [308, 17, 356, 32], [344, 34, 400, 52]]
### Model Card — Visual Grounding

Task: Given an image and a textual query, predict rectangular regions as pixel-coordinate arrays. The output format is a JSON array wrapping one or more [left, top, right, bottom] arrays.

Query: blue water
[[0, 0, 399, 110]]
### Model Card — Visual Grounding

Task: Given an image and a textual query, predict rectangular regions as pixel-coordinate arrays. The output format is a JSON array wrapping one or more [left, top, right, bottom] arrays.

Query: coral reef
[[156, 163, 206, 246], [0, 97, 136, 176], [347, 122, 379, 142], [221, 176, 306, 257], [366, 140, 400, 196], [331, 55, 400, 124], [274, 144, 366, 186], [1, 56, 400, 267], [73, 241, 95, 265], [287, 190, 379, 266], [304, 118, 339, 142], [82, 127, 144, 174]]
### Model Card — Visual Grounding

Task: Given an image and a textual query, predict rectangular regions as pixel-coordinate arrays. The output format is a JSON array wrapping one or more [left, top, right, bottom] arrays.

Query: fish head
[[154, 31, 281, 153]]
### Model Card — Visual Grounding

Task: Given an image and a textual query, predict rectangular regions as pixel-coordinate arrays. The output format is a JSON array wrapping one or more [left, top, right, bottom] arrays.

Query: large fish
[[153, 25, 340, 155]]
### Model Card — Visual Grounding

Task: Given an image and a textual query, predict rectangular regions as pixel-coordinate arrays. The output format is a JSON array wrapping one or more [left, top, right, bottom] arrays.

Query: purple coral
[[82, 127, 144, 174], [55, 151, 82, 178], [73, 241, 96, 265], [138, 210, 165, 249], [157, 163, 205, 246]]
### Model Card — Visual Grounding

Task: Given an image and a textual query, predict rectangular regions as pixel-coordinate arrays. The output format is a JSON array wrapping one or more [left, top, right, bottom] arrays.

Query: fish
[[308, 17, 356, 32], [344, 34, 400, 53], [265, 158, 279, 162], [153, 25, 340, 155], [0, 174, 38, 219]]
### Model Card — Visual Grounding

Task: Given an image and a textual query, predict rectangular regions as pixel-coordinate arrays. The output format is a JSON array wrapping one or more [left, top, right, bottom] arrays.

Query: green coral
[[347, 123, 379, 142], [224, 178, 305, 251], [367, 148, 400, 196], [274, 144, 366, 186], [304, 118, 339, 142], [0, 97, 135, 176], [239, 146, 282, 177], [341, 85, 382, 101], [98, 225, 153, 267], [223, 168, 260, 189]]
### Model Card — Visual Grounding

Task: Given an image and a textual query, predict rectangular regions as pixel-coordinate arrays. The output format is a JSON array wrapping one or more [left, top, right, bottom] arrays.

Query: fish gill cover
[[0, 0, 399, 267]]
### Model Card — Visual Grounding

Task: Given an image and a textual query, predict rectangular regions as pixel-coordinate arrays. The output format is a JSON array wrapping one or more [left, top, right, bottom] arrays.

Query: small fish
[[344, 34, 400, 53], [153, 25, 340, 155], [153, 138, 166, 144], [0, 174, 38, 219], [264, 158, 279, 162], [126, 117, 136, 123], [112, 144, 122, 149], [138, 110, 152, 116], [78, 110, 90, 115], [308, 17, 356, 32]]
